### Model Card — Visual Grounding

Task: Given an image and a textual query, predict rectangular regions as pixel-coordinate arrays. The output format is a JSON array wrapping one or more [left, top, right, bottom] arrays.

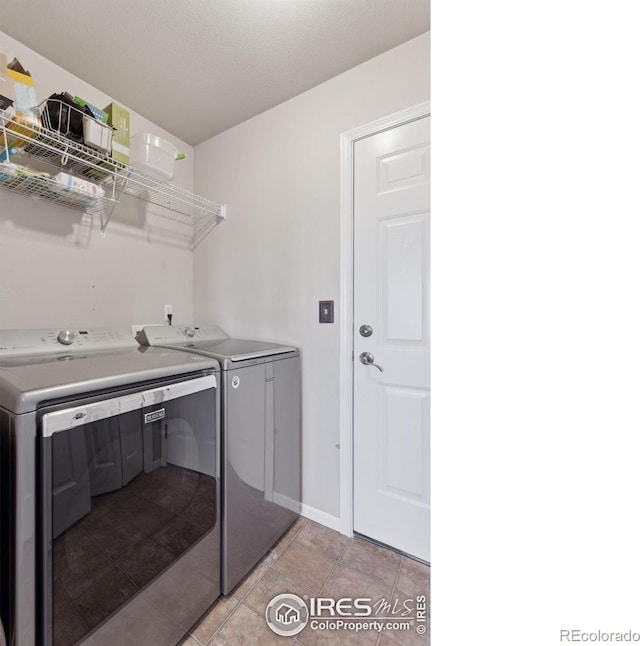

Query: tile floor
[[181, 517, 430, 646]]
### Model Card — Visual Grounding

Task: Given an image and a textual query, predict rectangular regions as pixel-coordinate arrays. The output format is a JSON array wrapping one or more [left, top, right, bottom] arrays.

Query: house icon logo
[[276, 603, 300, 625], [265, 593, 309, 636]]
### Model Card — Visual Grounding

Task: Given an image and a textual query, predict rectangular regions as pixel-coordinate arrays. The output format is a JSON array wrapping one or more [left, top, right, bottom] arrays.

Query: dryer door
[[38, 375, 220, 646]]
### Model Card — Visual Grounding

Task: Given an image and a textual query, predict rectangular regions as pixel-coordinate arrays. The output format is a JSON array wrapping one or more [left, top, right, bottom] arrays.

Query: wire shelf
[[113, 167, 225, 219], [0, 163, 116, 214], [0, 105, 226, 245]]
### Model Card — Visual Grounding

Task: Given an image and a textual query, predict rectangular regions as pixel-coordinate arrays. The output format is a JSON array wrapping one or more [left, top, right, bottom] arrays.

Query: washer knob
[[185, 328, 196, 337], [57, 330, 76, 345]]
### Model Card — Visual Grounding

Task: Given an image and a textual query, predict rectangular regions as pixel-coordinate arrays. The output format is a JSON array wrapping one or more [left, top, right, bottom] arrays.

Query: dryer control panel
[[138, 324, 228, 346], [0, 327, 138, 356]]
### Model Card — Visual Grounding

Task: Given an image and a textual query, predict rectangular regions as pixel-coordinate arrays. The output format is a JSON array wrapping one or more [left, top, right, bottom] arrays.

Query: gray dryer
[[138, 325, 301, 594]]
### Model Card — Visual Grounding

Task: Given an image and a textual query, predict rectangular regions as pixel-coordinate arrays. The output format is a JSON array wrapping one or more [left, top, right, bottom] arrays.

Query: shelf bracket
[[100, 168, 133, 237]]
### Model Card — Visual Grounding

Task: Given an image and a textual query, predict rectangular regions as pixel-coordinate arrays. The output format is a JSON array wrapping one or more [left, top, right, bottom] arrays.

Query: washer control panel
[[0, 327, 138, 357], [139, 324, 228, 346]]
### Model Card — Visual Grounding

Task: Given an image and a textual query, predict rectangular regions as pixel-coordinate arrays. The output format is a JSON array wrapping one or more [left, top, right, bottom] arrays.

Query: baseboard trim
[[271, 492, 302, 513], [300, 504, 347, 535]]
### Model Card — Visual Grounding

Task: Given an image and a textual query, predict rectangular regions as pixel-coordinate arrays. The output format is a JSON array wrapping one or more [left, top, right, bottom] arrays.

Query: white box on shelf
[[82, 115, 112, 153], [130, 132, 178, 181], [53, 172, 105, 197]]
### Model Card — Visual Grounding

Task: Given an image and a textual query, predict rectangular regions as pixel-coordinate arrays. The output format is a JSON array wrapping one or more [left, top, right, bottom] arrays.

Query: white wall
[[0, 32, 195, 330], [193, 33, 430, 519]]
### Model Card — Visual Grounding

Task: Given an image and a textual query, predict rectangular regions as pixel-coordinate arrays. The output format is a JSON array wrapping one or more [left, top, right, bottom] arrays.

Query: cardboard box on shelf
[[0, 53, 15, 110], [103, 102, 130, 164], [6, 58, 38, 113], [2, 111, 41, 149]]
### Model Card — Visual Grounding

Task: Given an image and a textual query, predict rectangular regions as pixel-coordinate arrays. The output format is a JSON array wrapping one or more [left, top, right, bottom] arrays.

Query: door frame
[[338, 101, 430, 536]]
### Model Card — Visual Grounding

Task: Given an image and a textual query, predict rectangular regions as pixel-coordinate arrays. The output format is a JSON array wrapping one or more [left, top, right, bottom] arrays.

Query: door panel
[[380, 385, 429, 502], [377, 143, 429, 194], [353, 115, 430, 562], [381, 214, 427, 342]]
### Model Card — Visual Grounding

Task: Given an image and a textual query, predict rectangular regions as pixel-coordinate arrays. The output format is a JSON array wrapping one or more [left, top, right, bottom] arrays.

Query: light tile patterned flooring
[[180, 516, 430, 646]]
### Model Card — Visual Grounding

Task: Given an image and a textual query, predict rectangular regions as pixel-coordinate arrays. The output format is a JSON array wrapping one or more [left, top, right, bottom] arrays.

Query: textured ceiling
[[1, 0, 430, 145]]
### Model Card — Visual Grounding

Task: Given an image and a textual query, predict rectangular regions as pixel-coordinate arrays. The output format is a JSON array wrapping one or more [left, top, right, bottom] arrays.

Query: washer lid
[[181, 338, 298, 362], [0, 345, 219, 415]]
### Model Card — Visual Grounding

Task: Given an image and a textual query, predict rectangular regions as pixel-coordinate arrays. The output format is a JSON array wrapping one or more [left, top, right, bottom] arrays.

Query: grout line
[[200, 598, 240, 646], [187, 623, 208, 643], [214, 517, 308, 610], [391, 555, 403, 595], [203, 600, 262, 646], [233, 560, 272, 600], [201, 518, 326, 644], [258, 518, 313, 588], [319, 532, 352, 595], [186, 594, 231, 644], [376, 556, 405, 646], [265, 517, 307, 569], [281, 515, 308, 544]]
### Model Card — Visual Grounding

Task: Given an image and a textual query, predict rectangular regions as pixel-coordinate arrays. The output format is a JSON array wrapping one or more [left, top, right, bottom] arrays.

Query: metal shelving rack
[[0, 107, 226, 247]]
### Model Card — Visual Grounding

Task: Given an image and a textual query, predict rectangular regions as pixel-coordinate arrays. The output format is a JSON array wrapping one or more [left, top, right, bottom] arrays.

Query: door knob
[[359, 352, 384, 372]]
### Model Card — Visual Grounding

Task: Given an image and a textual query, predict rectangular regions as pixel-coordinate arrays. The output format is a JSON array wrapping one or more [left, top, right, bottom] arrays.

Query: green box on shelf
[[73, 96, 108, 123], [103, 102, 130, 164]]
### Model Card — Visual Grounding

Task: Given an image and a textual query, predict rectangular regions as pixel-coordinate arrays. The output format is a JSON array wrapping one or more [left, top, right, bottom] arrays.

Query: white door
[[353, 115, 430, 562]]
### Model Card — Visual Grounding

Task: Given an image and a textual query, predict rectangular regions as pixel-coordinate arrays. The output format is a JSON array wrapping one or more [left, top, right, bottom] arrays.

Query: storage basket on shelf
[[42, 93, 113, 153]]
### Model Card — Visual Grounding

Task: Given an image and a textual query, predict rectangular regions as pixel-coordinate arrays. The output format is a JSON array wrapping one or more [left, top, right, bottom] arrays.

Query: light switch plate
[[319, 300, 334, 323]]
